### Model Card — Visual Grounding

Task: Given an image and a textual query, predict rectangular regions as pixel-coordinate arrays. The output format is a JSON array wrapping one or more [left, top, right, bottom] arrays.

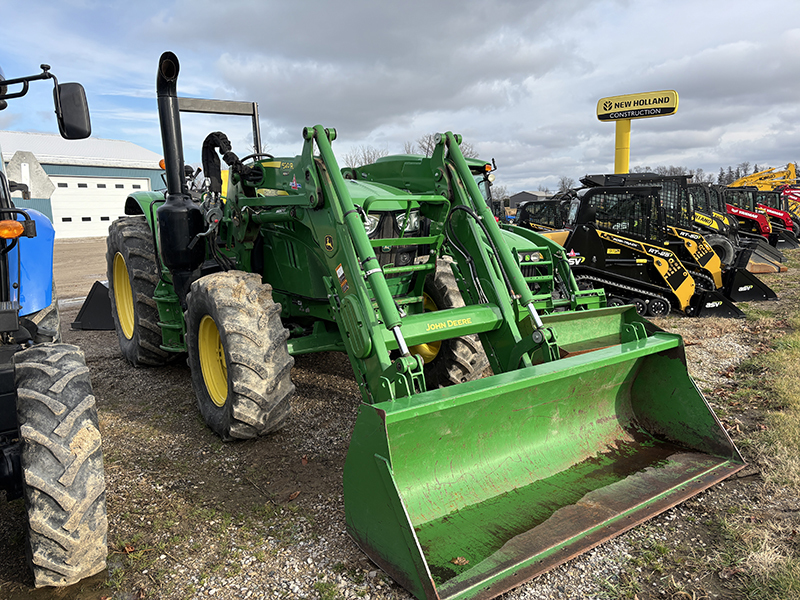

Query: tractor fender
[[124, 191, 165, 232], [9, 209, 54, 316]]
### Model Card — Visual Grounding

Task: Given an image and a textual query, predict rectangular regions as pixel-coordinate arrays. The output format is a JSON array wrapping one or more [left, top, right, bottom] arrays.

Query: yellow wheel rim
[[113, 252, 135, 340], [409, 293, 441, 364], [198, 315, 228, 407]]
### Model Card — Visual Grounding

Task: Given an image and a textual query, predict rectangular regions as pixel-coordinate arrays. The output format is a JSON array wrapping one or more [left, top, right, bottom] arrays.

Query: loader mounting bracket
[[378, 355, 426, 401], [508, 326, 560, 369]]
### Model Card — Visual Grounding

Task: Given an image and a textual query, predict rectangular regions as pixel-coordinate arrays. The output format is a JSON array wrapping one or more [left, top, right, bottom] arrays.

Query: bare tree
[[654, 165, 689, 176], [631, 165, 690, 176], [459, 141, 480, 159], [558, 176, 575, 193], [689, 167, 715, 184], [404, 133, 481, 159], [415, 134, 437, 157], [491, 184, 509, 206], [341, 145, 389, 168], [738, 161, 751, 177]]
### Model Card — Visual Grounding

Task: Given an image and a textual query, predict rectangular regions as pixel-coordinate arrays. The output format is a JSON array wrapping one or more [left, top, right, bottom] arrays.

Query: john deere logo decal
[[324, 235, 334, 251]]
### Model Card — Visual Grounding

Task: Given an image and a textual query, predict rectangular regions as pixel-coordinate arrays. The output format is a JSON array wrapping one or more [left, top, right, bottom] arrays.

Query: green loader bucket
[[344, 306, 743, 600]]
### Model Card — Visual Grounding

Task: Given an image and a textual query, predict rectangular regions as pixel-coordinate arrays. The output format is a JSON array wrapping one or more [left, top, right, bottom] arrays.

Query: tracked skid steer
[[513, 185, 746, 318], [688, 183, 787, 274], [107, 52, 745, 600], [724, 186, 799, 250], [579, 174, 778, 304]]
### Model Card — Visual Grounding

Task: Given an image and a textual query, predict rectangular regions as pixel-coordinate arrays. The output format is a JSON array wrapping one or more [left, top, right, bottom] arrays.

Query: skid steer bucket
[[344, 306, 743, 600], [689, 289, 746, 318], [724, 268, 778, 302], [744, 244, 788, 273]]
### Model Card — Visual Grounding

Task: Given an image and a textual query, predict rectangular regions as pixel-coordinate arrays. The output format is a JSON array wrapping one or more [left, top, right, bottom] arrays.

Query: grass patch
[[696, 257, 800, 597], [313, 579, 340, 600], [599, 568, 641, 600], [600, 250, 800, 599]]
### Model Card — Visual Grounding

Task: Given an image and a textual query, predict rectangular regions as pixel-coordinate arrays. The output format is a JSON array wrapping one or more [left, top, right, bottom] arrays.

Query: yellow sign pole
[[614, 119, 631, 174], [597, 90, 679, 175]]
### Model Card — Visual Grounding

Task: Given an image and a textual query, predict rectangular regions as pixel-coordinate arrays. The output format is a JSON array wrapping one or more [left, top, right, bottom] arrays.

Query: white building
[[0, 131, 164, 238]]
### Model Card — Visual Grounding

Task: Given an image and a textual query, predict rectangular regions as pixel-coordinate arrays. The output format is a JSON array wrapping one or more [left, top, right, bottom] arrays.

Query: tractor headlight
[[519, 252, 541, 263], [396, 211, 420, 233], [364, 213, 381, 237]]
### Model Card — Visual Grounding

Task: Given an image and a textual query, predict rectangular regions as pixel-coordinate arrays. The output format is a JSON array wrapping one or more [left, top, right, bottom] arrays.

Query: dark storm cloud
[[5, 1, 800, 192], [147, 0, 593, 140]]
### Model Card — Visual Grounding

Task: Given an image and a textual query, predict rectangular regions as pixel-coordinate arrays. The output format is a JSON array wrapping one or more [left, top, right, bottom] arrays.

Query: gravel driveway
[[0, 239, 794, 600]]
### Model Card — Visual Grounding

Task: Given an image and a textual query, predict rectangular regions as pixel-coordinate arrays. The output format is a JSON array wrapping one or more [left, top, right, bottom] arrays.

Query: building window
[[97, 183, 106, 189], [101, 216, 110, 221], [82, 217, 91, 222], [115, 184, 124, 189], [58, 183, 68, 188], [78, 183, 88, 188], [132, 184, 141, 189], [62, 217, 72, 222]]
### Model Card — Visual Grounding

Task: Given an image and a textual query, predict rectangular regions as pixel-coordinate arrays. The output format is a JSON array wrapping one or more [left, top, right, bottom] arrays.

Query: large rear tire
[[15, 343, 107, 587], [411, 260, 489, 388], [704, 234, 736, 267], [106, 216, 172, 366], [185, 271, 294, 441]]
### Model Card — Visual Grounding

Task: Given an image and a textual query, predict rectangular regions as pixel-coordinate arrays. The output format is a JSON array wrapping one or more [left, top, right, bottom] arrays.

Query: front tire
[[15, 344, 107, 587], [411, 260, 489, 388], [106, 216, 172, 367], [25, 281, 61, 344], [185, 271, 295, 441]]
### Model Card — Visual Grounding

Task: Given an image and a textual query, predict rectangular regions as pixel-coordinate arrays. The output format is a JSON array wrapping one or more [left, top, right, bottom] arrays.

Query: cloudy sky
[[2, 0, 799, 193]]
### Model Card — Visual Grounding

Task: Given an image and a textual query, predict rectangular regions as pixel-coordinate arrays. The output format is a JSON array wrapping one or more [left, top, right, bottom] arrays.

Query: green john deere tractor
[[106, 52, 744, 600]]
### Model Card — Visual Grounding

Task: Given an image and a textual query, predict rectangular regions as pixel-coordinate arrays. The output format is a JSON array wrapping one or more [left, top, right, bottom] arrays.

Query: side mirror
[[54, 82, 91, 140], [8, 181, 31, 201]]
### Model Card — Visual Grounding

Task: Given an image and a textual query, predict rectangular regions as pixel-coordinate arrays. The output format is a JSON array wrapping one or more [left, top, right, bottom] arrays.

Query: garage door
[[49, 176, 151, 239]]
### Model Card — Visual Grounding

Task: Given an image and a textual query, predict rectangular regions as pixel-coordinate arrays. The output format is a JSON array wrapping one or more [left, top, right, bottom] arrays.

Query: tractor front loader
[[342, 154, 604, 314], [107, 52, 744, 600]]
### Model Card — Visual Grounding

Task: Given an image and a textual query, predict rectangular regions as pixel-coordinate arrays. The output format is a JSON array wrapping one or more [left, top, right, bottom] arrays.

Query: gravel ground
[[0, 244, 796, 600]]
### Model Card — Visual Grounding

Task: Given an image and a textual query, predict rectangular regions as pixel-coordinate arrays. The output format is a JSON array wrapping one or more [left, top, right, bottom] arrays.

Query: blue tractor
[[0, 65, 107, 587]]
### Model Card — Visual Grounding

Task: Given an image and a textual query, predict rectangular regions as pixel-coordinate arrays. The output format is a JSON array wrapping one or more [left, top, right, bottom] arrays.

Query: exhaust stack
[[155, 52, 204, 301]]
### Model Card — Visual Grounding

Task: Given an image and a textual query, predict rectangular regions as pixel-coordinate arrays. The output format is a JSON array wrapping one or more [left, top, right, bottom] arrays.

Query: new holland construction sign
[[597, 90, 679, 173], [596, 90, 679, 121]]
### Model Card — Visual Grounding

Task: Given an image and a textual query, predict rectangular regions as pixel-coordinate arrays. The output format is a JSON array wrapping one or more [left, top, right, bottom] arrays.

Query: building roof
[[0, 130, 162, 169]]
